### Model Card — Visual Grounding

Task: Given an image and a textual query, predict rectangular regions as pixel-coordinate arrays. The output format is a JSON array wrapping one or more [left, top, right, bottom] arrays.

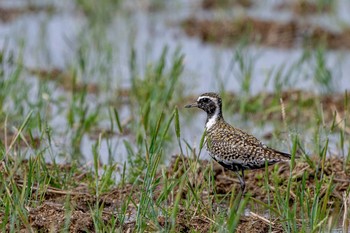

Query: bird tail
[[270, 148, 292, 161], [273, 148, 302, 160]]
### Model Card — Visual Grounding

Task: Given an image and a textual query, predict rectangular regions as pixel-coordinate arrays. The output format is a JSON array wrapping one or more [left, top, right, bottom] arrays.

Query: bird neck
[[205, 107, 223, 130]]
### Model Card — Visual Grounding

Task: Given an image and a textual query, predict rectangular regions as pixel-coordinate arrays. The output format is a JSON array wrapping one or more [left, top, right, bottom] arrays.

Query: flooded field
[[0, 0, 349, 232]]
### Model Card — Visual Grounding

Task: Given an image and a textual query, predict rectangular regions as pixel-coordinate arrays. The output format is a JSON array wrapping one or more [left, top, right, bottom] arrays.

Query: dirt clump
[[0, 5, 55, 22], [236, 216, 284, 233], [29, 68, 99, 94], [29, 202, 97, 232], [182, 17, 350, 50], [276, 1, 332, 15], [3, 154, 349, 232], [202, 0, 252, 9], [168, 155, 350, 202], [182, 17, 298, 48]]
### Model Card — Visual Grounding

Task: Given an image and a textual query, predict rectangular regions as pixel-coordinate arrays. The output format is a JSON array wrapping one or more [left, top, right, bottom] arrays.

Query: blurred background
[[0, 0, 349, 165], [1, 1, 350, 231]]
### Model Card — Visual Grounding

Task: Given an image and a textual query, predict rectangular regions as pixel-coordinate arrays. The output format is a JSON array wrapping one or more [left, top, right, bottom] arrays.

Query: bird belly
[[209, 152, 242, 172]]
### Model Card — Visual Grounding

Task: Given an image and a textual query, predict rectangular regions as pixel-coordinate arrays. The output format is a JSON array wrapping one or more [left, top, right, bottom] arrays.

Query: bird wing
[[207, 124, 290, 170]]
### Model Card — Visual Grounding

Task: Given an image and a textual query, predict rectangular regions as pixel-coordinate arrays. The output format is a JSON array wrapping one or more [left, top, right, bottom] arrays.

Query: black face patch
[[199, 97, 210, 104], [198, 97, 217, 115]]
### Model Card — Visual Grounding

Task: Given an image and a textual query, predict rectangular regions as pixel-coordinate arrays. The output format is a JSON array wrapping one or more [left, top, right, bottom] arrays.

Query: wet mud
[[182, 17, 350, 49], [0, 5, 55, 22], [29, 68, 99, 94], [202, 0, 252, 9], [275, 1, 332, 15]]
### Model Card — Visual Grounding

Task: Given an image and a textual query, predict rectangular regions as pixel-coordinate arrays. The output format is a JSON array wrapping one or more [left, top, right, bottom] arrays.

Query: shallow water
[[0, 0, 349, 163]]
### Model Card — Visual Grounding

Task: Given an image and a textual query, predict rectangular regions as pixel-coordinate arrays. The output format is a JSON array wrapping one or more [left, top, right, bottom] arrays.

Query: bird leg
[[235, 169, 246, 194]]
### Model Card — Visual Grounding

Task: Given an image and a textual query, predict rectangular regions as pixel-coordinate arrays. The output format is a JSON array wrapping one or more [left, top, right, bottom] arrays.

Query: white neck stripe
[[197, 95, 220, 130], [206, 104, 220, 130]]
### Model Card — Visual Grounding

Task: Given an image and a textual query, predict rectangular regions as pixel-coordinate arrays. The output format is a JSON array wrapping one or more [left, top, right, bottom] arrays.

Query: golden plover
[[185, 92, 291, 192]]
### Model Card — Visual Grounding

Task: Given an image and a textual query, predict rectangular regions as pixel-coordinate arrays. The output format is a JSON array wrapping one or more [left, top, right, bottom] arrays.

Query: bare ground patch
[[275, 1, 332, 15], [168, 155, 350, 203], [182, 17, 350, 49], [1, 153, 349, 232], [28, 68, 100, 94], [202, 0, 253, 9], [0, 5, 55, 22]]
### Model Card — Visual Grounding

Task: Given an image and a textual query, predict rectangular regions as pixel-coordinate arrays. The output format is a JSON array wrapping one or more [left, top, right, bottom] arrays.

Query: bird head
[[185, 92, 222, 116]]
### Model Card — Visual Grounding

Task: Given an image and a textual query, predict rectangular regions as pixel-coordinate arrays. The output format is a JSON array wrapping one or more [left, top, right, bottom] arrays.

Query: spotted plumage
[[185, 92, 291, 192]]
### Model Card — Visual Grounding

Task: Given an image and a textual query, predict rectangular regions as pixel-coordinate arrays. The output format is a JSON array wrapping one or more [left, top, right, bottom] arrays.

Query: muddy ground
[[0, 5, 55, 22], [201, 0, 253, 9], [201, 0, 331, 15], [1, 154, 349, 232], [182, 16, 350, 49], [189, 0, 346, 49]]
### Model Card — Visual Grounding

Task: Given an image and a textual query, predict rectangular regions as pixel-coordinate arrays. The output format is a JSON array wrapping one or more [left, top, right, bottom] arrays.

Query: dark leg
[[235, 169, 246, 193], [232, 169, 246, 212]]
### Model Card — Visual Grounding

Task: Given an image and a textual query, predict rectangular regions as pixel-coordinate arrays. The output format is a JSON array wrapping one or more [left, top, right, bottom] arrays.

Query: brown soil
[[202, 0, 253, 9], [1, 154, 349, 232], [29, 68, 99, 94], [182, 17, 350, 49], [275, 1, 332, 15], [169, 155, 350, 203], [0, 5, 55, 22], [0, 128, 41, 150], [28, 203, 96, 232], [236, 216, 284, 233]]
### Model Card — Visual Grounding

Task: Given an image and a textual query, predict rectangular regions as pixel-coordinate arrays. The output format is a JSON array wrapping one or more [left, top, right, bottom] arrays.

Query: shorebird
[[185, 92, 291, 193]]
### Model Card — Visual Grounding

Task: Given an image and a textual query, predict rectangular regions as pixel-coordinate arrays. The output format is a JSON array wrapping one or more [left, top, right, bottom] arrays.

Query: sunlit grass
[[0, 2, 349, 232]]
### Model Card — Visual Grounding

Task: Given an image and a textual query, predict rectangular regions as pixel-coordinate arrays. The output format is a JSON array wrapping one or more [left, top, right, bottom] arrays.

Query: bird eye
[[202, 98, 209, 103]]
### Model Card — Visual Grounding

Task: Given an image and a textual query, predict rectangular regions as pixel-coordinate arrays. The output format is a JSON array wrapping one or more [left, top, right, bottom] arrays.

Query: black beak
[[185, 102, 198, 108]]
